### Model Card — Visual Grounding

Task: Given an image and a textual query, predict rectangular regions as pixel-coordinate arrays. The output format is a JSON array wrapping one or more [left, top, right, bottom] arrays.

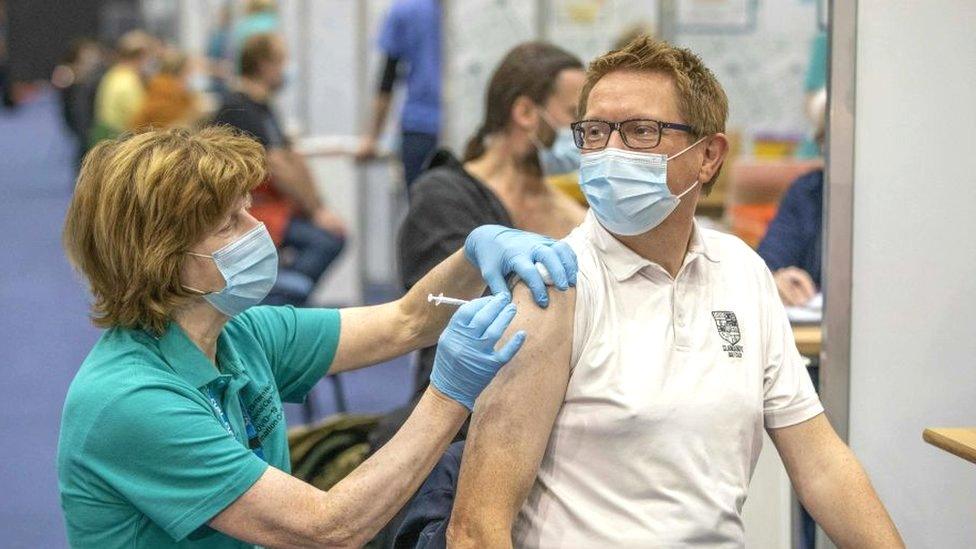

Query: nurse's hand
[[430, 294, 527, 410], [464, 225, 577, 308]]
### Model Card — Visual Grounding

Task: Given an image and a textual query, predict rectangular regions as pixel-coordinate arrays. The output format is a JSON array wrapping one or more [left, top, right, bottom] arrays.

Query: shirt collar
[[687, 221, 722, 265], [584, 211, 721, 283], [156, 321, 244, 388]]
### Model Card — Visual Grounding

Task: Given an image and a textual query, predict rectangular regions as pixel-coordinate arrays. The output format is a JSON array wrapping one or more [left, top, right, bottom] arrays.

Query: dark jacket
[[398, 149, 513, 396], [757, 169, 824, 287]]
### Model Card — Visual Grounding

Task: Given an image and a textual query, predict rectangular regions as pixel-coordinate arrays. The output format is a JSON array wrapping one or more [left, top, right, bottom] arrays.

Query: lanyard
[[206, 386, 266, 461]]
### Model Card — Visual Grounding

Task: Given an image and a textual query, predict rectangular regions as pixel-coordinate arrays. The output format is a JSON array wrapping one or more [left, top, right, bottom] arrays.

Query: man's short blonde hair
[[63, 126, 267, 334], [579, 35, 729, 191]]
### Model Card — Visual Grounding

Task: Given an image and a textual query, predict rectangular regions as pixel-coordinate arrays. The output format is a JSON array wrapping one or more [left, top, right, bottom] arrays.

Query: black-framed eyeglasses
[[570, 119, 696, 150]]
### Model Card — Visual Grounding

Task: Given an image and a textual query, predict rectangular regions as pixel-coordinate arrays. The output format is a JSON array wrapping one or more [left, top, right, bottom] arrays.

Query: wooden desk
[[791, 324, 822, 357], [923, 428, 976, 465]]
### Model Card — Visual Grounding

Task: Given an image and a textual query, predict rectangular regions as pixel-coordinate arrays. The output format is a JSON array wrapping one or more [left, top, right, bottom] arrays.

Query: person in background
[[797, 30, 827, 159], [212, 33, 346, 307], [131, 50, 202, 131], [756, 168, 822, 306], [205, 2, 235, 95], [89, 30, 154, 145], [757, 90, 827, 307], [399, 41, 586, 402], [54, 39, 105, 162], [356, 0, 441, 190], [232, 0, 280, 60]]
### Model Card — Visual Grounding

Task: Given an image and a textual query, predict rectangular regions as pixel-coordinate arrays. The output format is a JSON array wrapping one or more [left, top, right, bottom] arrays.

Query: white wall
[[443, 0, 820, 154], [849, 1, 976, 546], [741, 433, 792, 549]]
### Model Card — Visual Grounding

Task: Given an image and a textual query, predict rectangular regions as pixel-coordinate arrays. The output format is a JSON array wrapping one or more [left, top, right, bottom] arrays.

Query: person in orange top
[[212, 34, 346, 306], [131, 50, 201, 131]]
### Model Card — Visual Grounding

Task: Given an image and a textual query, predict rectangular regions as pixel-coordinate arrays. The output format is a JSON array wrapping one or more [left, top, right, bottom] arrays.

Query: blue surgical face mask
[[533, 109, 581, 176], [185, 224, 278, 316], [578, 137, 707, 236], [538, 128, 581, 176]]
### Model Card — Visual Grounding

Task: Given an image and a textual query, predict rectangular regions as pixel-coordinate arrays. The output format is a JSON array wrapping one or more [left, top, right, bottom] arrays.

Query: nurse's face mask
[[183, 224, 279, 317]]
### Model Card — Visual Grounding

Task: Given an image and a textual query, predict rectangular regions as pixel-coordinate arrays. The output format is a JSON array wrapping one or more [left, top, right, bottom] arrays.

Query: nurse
[[57, 126, 576, 548]]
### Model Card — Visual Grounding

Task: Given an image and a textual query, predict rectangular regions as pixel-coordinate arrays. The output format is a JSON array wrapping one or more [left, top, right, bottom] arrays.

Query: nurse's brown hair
[[63, 126, 266, 334]]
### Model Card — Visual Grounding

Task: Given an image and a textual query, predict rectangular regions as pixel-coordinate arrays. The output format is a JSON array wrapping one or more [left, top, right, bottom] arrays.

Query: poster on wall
[[676, 0, 757, 34], [545, 0, 657, 61], [551, 0, 607, 25]]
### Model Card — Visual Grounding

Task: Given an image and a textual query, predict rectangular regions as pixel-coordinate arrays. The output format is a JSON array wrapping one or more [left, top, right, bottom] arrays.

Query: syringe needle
[[427, 293, 470, 307]]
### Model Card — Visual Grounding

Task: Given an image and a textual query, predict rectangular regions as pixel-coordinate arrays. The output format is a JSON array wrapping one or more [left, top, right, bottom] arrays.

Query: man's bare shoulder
[[509, 281, 575, 337]]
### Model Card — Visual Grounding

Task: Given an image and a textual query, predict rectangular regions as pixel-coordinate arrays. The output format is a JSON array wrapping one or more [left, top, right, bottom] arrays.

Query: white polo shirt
[[513, 212, 823, 548]]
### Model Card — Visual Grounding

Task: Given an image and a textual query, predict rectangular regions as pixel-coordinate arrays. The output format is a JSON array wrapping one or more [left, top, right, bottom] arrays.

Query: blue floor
[[0, 92, 413, 548]]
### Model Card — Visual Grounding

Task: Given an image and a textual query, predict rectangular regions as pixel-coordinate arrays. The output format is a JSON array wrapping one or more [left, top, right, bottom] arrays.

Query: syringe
[[427, 293, 471, 307], [428, 263, 557, 307]]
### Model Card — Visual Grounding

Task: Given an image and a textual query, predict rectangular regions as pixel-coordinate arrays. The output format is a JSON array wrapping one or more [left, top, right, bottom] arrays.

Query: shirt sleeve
[[82, 385, 268, 542], [759, 264, 824, 429], [378, 4, 407, 58], [398, 175, 481, 289], [236, 305, 341, 402]]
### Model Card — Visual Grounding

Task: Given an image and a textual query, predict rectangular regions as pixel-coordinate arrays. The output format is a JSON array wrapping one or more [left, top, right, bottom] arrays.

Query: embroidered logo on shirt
[[712, 311, 743, 358]]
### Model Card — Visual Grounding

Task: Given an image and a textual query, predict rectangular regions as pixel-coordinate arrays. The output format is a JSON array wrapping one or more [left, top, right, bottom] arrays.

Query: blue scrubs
[[379, 0, 441, 136], [379, 0, 441, 186]]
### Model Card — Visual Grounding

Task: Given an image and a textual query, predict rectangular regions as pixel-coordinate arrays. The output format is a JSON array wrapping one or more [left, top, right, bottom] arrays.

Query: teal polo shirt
[[57, 306, 341, 548]]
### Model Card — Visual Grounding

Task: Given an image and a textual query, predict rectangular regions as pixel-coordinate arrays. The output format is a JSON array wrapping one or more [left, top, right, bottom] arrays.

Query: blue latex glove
[[430, 294, 527, 410], [464, 225, 577, 308]]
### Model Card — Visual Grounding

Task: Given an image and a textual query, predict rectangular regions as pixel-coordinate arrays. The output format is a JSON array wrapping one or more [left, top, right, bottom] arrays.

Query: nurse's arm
[[329, 248, 484, 374], [210, 385, 467, 548], [446, 283, 575, 548], [769, 414, 904, 548]]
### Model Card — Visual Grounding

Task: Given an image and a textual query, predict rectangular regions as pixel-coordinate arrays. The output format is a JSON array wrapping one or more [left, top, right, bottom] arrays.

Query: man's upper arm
[[768, 412, 833, 483], [768, 413, 838, 508], [450, 282, 575, 538]]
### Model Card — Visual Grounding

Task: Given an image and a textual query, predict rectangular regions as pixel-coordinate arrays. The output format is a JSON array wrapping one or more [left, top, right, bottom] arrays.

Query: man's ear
[[697, 133, 730, 185], [511, 95, 540, 133]]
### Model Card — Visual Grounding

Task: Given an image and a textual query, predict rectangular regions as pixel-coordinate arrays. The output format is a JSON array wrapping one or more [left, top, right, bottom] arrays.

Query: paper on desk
[[786, 293, 823, 324]]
